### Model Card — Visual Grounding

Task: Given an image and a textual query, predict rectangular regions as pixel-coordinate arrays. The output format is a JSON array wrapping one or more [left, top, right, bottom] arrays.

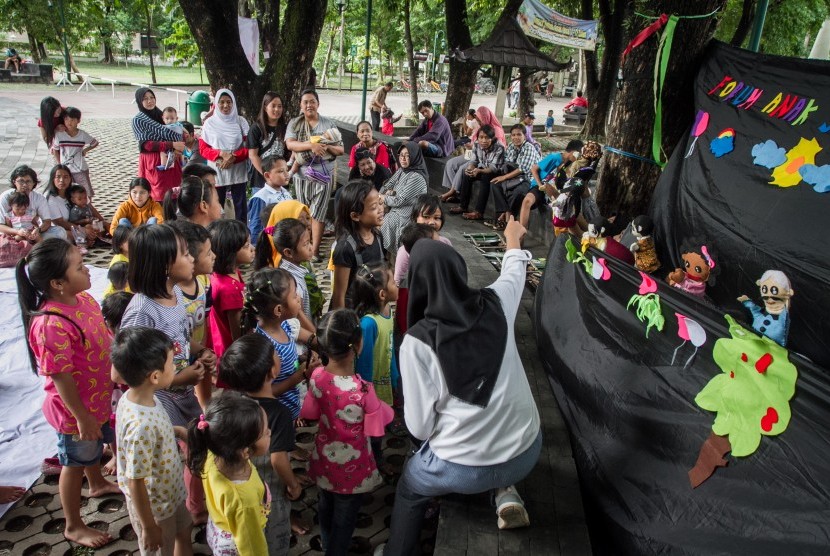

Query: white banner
[[238, 16, 260, 74], [517, 0, 598, 51]]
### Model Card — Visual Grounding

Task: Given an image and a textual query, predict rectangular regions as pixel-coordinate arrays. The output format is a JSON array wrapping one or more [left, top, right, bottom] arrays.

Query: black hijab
[[135, 87, 164, 124], [398, 141, 429, 183], [406, 240, 507, 407]]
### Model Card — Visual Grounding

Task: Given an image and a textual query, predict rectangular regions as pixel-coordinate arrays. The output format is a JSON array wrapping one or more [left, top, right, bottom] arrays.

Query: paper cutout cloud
[[770, 137, 821, 187], [751, 140, 787, 169], [709, 128, 735, 158], [799, 163, 830, 193], [819, 122, 830, 133]]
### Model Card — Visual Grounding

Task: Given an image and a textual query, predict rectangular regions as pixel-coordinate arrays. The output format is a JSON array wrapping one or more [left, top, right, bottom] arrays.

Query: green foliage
[[695, 315, 798, 457], [565, 235, 593, 274], [626, 292, 665, 337], [164, 17, 199, 67]]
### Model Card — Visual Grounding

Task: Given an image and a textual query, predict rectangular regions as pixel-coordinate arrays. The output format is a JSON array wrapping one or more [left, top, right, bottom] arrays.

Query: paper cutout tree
[[688, 315, 797, 488]]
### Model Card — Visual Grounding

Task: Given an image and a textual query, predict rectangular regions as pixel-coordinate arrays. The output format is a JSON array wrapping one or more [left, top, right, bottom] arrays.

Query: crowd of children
[[4, 90, 554, 556]]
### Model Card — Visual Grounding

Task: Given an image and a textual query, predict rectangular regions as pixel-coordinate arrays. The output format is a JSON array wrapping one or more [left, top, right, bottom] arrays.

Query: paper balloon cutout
[[799, 163, 830, 193], [688, 315, 798, 487], [709, 128, 735, 158], [671, 313, 707, 368], [685, 110, 709, 158], [626, 273, 665, 338], [591, 257, 611, 280], [770, 137, 821, 187], [751, 140, 787, 169]]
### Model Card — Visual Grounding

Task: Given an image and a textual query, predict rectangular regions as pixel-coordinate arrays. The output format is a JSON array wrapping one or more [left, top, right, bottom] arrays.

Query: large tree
[[178, 0, 328, 118], [595, 0, 728, 217]]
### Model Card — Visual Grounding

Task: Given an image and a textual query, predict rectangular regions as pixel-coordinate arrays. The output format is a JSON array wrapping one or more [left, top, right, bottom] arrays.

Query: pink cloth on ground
[[301, 368, 393, 495], [29, 292, 114, 434]]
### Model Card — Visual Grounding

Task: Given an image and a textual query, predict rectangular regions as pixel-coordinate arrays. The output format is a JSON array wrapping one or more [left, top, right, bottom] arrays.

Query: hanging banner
[[238, 16, 260, 75], [517, 0, 598, 51]]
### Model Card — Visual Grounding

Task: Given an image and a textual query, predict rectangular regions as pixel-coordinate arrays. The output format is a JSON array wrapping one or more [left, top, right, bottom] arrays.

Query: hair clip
[[197, 414, 209, 430], [263, 226, 275, 236], [701, 245, 715, 269]]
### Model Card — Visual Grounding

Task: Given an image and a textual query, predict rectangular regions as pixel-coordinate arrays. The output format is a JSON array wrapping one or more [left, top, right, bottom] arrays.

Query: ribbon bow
[[197, 414, 209, 430]]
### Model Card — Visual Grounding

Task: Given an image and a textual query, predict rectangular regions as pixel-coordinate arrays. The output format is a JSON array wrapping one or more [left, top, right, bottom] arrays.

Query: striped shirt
[[255, 322, 301, 419], [51, 129, 97, 173], [279, 259, 311, 321]]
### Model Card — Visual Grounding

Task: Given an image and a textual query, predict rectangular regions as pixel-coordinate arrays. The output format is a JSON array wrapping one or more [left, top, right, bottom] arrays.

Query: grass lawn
[[47, 58, 208, 86]]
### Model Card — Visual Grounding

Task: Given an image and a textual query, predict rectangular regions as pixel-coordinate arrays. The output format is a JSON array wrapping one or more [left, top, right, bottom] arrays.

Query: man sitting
[[563, 90, 589, 113], [409, 100, 454, 158], [4, 47, 22, 73]]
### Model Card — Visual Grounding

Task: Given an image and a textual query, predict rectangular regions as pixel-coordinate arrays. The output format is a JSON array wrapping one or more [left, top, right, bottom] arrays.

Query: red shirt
[[208, 271, 245, 358]]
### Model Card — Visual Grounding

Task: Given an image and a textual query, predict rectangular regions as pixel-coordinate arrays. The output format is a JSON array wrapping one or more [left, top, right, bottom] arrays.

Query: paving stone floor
[[0, 101, 590, 555]]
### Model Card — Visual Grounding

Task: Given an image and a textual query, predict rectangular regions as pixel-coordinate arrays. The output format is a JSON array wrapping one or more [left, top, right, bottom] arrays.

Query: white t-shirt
[[399, 249, 541, 466], [51, 129, 96, 173], [0, 189, 52, 222], [45, 194, 70, 222]]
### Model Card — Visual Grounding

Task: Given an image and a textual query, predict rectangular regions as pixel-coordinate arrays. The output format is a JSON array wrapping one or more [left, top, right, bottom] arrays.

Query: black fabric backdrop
[[536, 41, 830, 555]]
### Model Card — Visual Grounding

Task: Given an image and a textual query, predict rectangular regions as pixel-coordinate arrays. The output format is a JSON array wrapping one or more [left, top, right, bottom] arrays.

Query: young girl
[[163, 174, 223, 227], [301, 309, 393, 555], [330, 181, 386, 310], [381, 109, 402, 137], [273, 218, 317, 329], [168, 219, 216, 409], [16, 239, 120, 549], [104, 225, 132, 298], [207, 219, 255, 359], [242, 268, 317, 421], [110, 177, 164, 235], [187, 391, 272, 556], [348, 264, 399, 470]]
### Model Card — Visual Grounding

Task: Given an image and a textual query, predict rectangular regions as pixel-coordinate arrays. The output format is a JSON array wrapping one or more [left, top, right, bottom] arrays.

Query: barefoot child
[[220, 334, 310, 554], [17, 239, 120, 549], [187, 391, 272, 556], [112, 327, 192, 556], [51, 107, 99, 199]]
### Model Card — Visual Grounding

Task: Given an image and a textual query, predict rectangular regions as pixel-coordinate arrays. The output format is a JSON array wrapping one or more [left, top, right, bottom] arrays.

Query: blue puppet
[[737, 270, 794, 347]]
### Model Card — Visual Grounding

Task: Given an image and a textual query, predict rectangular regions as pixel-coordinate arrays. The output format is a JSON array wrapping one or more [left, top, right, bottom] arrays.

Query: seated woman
[[379, 142, 428, 253], [348, 120, 392, 171], [449, 125, 505, 221], [348, 146, 392, 190], [441, 106, 505, 202]]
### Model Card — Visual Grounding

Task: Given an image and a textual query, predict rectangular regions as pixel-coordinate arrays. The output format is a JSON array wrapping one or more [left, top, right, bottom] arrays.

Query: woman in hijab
[[379, 141, 428, 253], [132, 88, 185, 201], [380, 218, 542, 556], [440, 106, 506, 202], [199, 88, 250, 223]]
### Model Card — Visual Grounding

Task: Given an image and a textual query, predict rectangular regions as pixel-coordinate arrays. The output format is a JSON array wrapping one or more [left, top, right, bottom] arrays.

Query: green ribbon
[[652, 15, 679, 169]]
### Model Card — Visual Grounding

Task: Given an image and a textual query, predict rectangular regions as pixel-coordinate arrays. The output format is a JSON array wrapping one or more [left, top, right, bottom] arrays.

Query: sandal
[[463, 211, 484, 220], [449, 206, 465, 215], [493, 220, 507, 231]]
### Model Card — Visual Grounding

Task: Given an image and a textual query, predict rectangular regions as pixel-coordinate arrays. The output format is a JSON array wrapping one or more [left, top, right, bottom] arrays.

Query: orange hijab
[[265, 200, 311, 266]]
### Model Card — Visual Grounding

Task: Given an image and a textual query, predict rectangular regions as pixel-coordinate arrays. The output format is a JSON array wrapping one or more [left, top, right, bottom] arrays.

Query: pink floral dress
[[300, 369, 394, 494]]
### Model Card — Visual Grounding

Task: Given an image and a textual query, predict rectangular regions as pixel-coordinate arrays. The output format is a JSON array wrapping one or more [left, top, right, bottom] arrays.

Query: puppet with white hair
[[737, 270, 794, 347]]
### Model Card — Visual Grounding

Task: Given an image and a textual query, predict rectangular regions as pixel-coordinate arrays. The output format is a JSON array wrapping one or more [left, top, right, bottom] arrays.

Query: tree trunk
[[518, 67, 536, 118], [145, 4, 157, 84], [582, 0, 632, 140], [595, 0, 727, 218], [179, 0, 327, 119], [443, 0, 477, 124], [38, 41, 47, 60], [26, 31, 41, 63], [730, 0, 755, 47], [403, 0, 419, 115], [688, 432, 731, 488], [320, 23, 336, 88]]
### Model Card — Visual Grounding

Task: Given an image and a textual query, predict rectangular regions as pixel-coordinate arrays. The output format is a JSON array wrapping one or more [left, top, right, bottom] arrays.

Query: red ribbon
[[620, 13, 669, 66]]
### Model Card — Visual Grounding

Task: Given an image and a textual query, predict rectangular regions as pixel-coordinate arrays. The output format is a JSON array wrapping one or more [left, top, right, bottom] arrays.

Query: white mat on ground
[[0, 265, 109, 518]]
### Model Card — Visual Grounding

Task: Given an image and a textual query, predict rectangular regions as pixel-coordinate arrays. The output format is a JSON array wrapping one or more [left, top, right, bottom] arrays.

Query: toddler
[[112, 327, 192, 556], [545, 109, 554, 137], [381, 109, 402, 136], [5, 191, 37, 240], [159, 106, 184, 171]]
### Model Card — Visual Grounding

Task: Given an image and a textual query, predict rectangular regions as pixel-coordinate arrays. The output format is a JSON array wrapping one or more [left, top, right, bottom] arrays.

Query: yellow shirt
[[203, 453, 269, 556], [110, 197, 164, 235], [103, 253, 131, 298]]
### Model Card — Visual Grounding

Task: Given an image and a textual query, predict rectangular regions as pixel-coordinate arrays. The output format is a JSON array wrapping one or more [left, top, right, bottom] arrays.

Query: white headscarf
[[201, 89, 250, 151]]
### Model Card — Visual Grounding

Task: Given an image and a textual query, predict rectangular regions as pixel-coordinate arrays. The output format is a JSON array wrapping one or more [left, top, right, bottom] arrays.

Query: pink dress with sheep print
[[300, 368, 393, 495]]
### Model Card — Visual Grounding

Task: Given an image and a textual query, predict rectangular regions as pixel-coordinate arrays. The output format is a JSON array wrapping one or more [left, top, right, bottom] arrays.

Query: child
[[187, 391, 272, 556], [159, 107, 184, 171], [551, 178, 585, 237], [393, 194, 451, 286], [301, 309, 393, 554], [241, 268, 317, 421], [220, 335, 307, 555], [545, 110, 554, 137], [167, 219, 216, 409], [5, 191, 36, 238], [51, 107, 99, 199], [67, 184, 106, 235], [522, 112, 541, 153], [207, 219, 255, 359], [111, 177, 164, 235], [348, 263, 399, 470], [273, 218, 316, 330], [111, 327, 192, 556], [16, 239, 119, 549], [104, 225, 132, 298], [248, 156, 293, 242], [330, 181, 386, 310], [381, 108, 402, 136], [101, 291, 134, 333]]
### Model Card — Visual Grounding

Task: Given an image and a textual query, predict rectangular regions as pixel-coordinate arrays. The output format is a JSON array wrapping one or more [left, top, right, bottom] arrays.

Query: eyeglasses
[[14, 178, 34, 186]]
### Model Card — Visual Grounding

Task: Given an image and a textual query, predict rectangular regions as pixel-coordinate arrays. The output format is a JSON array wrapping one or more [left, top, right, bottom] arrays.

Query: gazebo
[[453, 17, 569, 118]]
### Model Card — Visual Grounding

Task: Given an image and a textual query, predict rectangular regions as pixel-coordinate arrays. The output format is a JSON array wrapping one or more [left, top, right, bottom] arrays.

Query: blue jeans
[[42, 226, 67, 241], [56, 422, 114, 467], [117, 217, 157, 228], [384, 430, 542, 556], [421, 142, 443, 157], [318, 490, 364, 556]]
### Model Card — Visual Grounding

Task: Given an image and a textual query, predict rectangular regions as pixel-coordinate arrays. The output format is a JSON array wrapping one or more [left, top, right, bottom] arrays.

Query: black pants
[[458, 173, 492, 214], [492, 179, 530, 216], [371, 110, 381, 131]]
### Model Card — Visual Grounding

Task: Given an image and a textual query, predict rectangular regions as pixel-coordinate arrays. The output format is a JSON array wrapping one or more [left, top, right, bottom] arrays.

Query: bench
[[563, 107, 588, 126], [5, 62, 53, 84], [0, 69, 10, 82]]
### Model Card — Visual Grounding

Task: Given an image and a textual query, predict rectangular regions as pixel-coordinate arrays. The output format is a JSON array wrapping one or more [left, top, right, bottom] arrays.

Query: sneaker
[[494, 485, 530, 530]]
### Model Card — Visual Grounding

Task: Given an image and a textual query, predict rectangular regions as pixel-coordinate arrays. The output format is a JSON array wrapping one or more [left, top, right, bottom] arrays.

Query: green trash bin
[[433, 102, 442, 114], [186, 90, 211, 124]]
